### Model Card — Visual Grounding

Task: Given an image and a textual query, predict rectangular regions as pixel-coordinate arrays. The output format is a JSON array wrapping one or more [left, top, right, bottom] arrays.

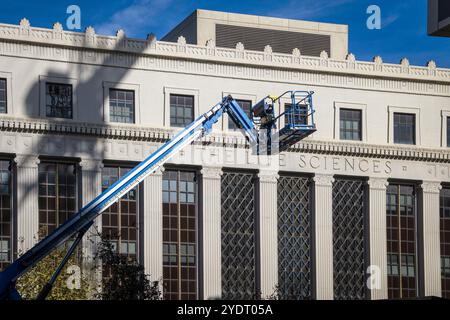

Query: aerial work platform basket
[[251, 90, 317, 152]]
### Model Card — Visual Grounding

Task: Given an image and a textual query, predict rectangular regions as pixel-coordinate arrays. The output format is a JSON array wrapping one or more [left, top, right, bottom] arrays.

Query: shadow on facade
[[14, 29, 152, 286]]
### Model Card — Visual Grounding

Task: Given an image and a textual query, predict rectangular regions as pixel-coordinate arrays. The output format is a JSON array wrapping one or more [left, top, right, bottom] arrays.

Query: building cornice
[[0, 21, 449, 94], [1, 116, 449, 163]]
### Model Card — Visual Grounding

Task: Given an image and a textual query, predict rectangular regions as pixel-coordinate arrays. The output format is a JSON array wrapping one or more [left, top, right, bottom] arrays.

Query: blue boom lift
[[0, 90, 316, 300]]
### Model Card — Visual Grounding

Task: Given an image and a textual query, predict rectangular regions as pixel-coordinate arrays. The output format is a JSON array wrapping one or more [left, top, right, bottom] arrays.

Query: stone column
[[368, 177, 389, 300], [200, 166, 223, 300], [15, 155, 40, 254], [421, 181, 442, 297], [143, 167, 164, 287], [80, 159, 103, 288], [313, 174, 334, 300], [258, 170, 279, 299]]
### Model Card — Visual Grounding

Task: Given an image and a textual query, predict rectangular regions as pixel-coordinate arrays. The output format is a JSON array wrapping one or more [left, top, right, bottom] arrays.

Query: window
[[440, 187, 450, 299], [393, 113, 415, 145], [447, 117, 450, 147], [285, 103, 308, 127], [278, 175, 312, 299], [38, 162, 77, 237], [0, 79, 6, 114], [386, 184, 417, 299], [332, 178, 367, 299], [0, 160, 12, 271], [163, 170, 197, 300], [170, 94, 194, 127], [102, 166, 139, 261], [109, 89, 135, 124], [339, 109, 362, 141], [229, 100, 252, 130], [45, 83, 73, 119], [221, 171, 256, 299]]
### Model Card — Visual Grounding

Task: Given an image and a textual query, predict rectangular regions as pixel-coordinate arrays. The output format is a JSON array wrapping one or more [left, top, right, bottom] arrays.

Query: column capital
[[201, 166, 223, 180], [79, 159, 104, 172], [150, 166, 165, 177], [313, 174, 334, 187], [421, 181, 442, 194], [368, 177, 389, 190], [257, 170, 279, 184], [14, 154, 40, 168]]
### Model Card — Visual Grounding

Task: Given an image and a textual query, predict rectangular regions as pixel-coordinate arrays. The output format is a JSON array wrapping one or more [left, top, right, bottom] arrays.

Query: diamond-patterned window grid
[[277, 175, 312, 300], [332, 177, 368, 300], [221, 171, 256, 300]]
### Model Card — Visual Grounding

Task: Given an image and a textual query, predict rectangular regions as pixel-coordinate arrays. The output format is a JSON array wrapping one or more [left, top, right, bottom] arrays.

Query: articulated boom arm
[[0, 91, 316, 300]]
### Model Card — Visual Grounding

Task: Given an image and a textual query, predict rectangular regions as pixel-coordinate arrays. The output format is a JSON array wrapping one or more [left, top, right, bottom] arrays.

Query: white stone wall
[[0, 20, 449, 299]]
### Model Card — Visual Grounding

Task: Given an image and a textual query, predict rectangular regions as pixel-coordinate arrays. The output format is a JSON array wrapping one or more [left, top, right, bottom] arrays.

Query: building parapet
[[0, 19, 449, 83]]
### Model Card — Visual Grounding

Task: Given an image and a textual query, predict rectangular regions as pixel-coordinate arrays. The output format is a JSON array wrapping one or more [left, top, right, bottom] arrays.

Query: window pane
[[339, 108, 362, 141], [440, 188, 450, 298], [109, 89, 135, 123], [162, 170, 197, 299], [0, 161, 12, 271], [170, 94, 194, 127], [229, 99, 252, 130], [447, 117, 450, 147], [387, 184, 417, 298], [0, 79, 6, 114], [101, 165, 139, 281], [38, 162, 77, 238], [45, 83, 73, 119], [394, 113, 415, 145]]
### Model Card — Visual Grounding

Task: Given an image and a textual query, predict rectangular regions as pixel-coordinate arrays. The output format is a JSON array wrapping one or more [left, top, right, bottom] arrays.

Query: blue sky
[[1, 0, 449, 67]]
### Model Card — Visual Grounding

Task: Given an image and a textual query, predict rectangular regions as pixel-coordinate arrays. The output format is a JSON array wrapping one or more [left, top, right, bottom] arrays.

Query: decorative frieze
[[1, 120, 449, 164]]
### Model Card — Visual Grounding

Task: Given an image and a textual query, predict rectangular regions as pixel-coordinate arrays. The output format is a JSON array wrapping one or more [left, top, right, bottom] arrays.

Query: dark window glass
[[101, 166, 139, 262], [332, 178, 367, 299], [393, 113, 415, 145], [284, 103, 308, 127], [221, 172, 256, 299], [447, 117, 450, 147], [0, 160, 12, 271], [440, 187, 450, 298], [109, 89, 135, 124], [170, 95, 194, 128], [38, 162, 77, 237], [229, 100, 252, 130], [0, 79, 6, 114], [162, 170, 197, 300], [386, 184, 417, 299], [277, 175, 312, 299], [45, 83, 73, 119], [340, 109, 362, 141]]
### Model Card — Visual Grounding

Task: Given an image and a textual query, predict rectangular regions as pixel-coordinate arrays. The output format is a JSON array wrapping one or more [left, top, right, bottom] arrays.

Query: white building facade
[[0, 10, 449, 300]]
